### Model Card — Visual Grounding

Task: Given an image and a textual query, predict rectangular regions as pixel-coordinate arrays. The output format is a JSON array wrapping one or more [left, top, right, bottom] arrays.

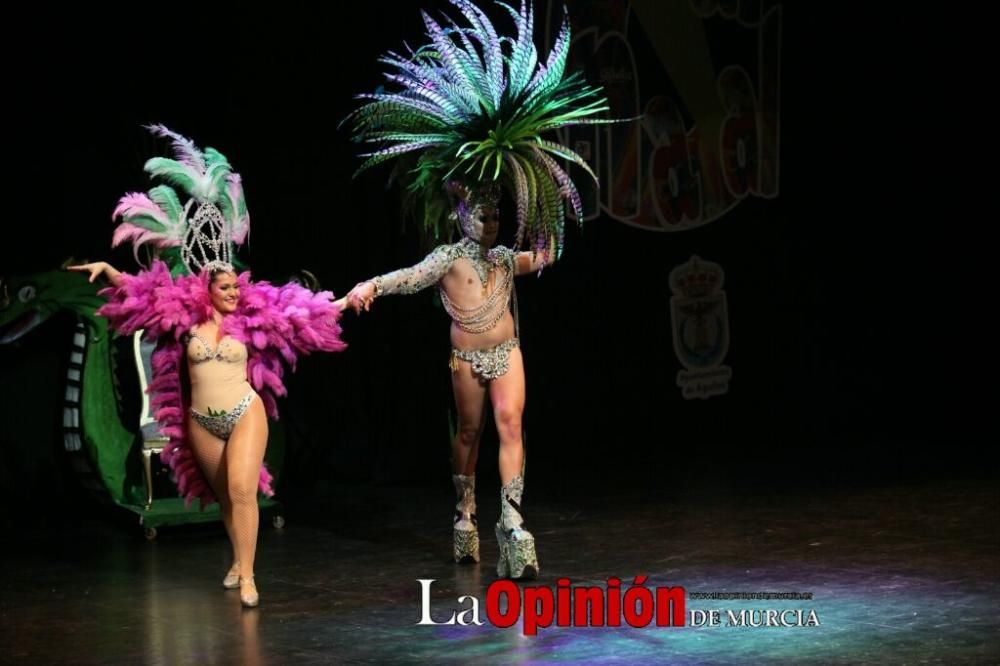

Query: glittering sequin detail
[[454, 528, 480, 563], [454, 237, 501, 287], [451, 338, 519, 380], [371, 239, 516, 335], [496, 474, 539, 579], [453, 474, 480, 562], [190, 391, 255, 440], [370, 243, 456, 296], [184, 331, 246, 364], [440, 241, 514, 334]]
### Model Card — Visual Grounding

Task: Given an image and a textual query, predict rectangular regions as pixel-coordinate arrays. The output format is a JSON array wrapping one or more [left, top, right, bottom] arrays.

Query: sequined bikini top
[[183, 330, 247, 364]]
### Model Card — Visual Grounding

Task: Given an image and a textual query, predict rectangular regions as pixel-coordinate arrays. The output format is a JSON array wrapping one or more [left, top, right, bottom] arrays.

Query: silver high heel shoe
[[453, 474, 480, 563], [495, 474, 538, 579]]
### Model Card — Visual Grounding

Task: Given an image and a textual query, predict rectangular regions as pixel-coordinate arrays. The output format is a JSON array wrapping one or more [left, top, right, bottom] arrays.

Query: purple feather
[[145, 124, 207, 172]]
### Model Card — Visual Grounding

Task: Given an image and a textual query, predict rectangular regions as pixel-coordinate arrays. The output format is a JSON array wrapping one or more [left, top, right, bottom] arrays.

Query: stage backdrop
[[1, 2, 964, 522]]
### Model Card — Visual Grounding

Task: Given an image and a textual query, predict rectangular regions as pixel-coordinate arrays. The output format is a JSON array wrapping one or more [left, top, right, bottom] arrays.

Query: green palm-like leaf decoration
[[344, 0, 627, 254]]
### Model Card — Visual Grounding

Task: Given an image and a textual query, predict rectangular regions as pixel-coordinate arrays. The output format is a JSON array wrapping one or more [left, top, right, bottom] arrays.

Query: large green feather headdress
[[112, 125, 250, 276], [344, 0, 616, 255]]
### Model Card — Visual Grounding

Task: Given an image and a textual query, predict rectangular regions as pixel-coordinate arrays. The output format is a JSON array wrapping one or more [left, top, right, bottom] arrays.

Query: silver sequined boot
[[495, 474, 539, 579], [452, 474, 480, 563]]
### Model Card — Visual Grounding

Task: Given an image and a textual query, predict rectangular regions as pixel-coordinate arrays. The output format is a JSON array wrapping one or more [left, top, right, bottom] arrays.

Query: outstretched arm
[[345, 244, 453, 314], [238, 276, 347, 358], [83, 261, 183, 337], [67, 261, 125, 287], [514, 236, 558, 276]]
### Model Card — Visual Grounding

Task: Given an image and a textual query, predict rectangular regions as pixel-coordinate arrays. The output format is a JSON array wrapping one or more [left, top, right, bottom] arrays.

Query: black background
[[0, 2, 983, 524]]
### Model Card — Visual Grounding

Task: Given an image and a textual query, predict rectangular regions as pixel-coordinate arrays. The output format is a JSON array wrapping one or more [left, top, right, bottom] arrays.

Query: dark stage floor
[[2, 478, 997, 664]]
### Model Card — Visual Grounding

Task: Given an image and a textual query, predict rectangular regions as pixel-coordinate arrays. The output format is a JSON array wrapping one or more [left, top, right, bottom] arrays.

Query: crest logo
[[670, 255, 732, 399]]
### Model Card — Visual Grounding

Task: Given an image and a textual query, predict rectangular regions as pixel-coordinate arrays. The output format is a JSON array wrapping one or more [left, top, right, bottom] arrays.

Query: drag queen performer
[[343, 0, 618, 579], [70, 126, 346, 607]]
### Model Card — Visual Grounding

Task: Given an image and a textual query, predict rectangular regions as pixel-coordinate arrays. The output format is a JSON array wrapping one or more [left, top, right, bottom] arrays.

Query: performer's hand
[[346, 281, 376, 314], [67, 262, 109, 283]]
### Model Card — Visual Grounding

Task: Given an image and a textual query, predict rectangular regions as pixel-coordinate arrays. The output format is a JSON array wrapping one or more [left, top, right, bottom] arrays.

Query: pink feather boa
[[98, 261, 346, 507]]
